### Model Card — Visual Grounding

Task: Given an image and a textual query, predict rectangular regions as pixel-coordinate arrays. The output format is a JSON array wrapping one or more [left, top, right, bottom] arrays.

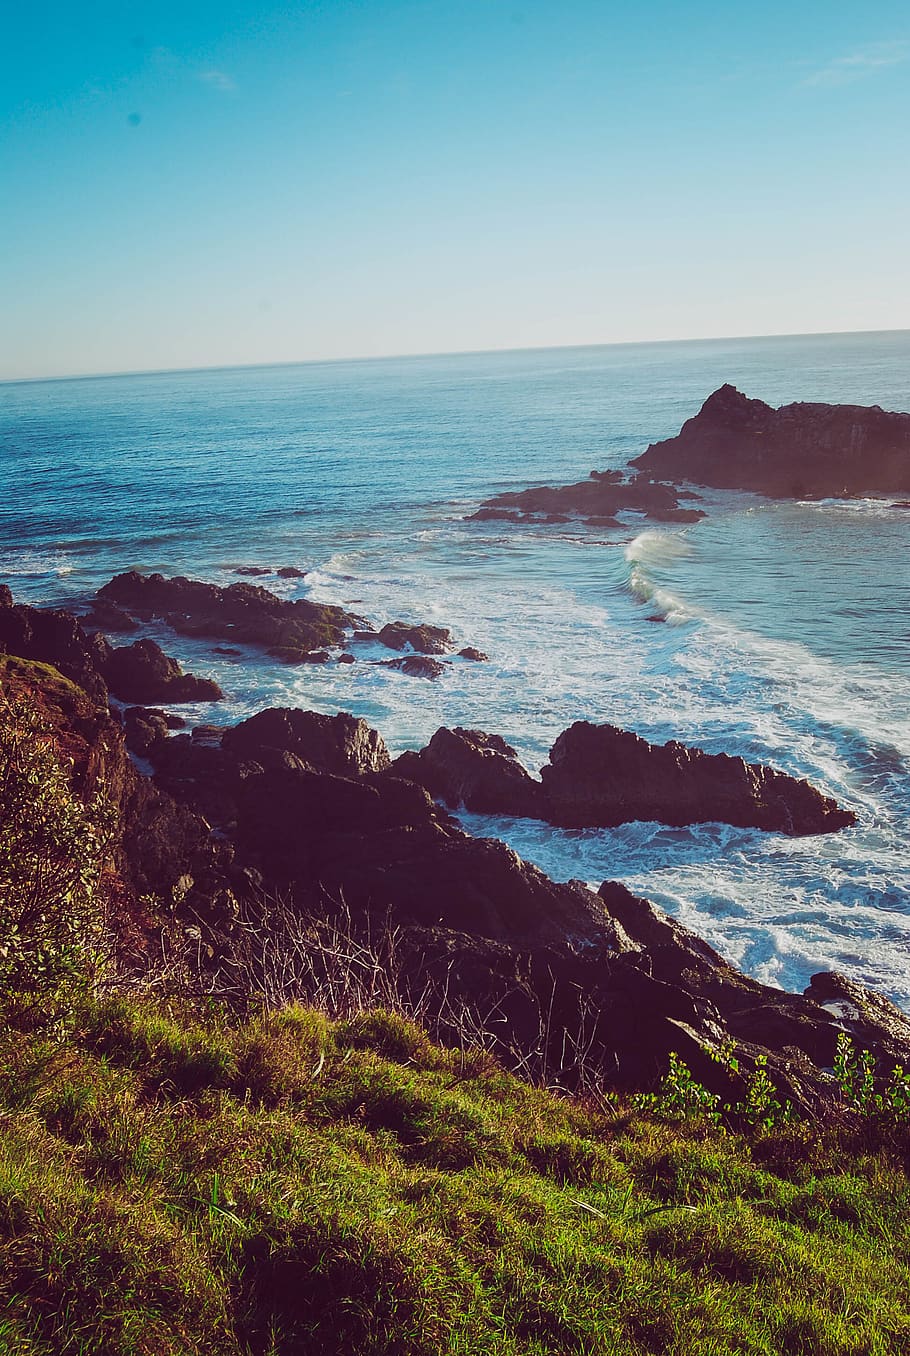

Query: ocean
[[2, 330, 909, 1005]]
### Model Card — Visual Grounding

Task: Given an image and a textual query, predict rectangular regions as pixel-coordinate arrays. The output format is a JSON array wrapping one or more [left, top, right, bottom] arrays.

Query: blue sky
[[2, 1, 908, 379]]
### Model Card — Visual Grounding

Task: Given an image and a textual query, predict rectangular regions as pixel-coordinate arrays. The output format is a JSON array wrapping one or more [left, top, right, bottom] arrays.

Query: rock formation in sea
[[393, 721, 855, 836], [467, 472, 705, 526], [94, 571, 463, 669], [632, 384, 910, 497]]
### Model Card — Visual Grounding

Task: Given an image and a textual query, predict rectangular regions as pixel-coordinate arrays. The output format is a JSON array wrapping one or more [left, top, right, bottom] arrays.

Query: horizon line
[[3, 324, 909, 388]]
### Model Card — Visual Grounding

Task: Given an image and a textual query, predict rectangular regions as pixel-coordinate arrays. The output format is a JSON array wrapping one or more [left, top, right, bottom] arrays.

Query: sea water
[[2, 331, 909, 1004]]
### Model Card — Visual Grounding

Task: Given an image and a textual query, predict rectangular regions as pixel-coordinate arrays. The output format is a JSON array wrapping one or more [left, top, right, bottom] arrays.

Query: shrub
[[0, 697, 115, 1014]]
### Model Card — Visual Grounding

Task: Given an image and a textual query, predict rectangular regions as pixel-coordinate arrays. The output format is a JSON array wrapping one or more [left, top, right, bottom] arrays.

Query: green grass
[[1, 997, 909, 1354]]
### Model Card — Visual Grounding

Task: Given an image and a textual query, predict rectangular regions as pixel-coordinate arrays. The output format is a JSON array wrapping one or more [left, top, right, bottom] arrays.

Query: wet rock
[[632, 384, 910, 497], [471, 472, 706, 525], [83, 600, 139, 632], [222, 707, 391, 777], [234, 566, 272, 576], [337, 653, 356, 664], [97, 571, 362, 655], [376, 620, 453, 654], [0, 585, 12, 609], [393, 727, 543, 818], [103, 638, 224, 705], [458, 646, 489, 661], [276, 566, 307, 578], [267, 647, 331, 664], [380, 655, 447, 680], [541, 721, 856, 836]]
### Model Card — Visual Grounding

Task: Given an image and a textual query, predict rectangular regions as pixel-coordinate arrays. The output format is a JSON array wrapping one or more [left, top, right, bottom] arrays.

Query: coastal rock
[[379, 655, 447, 680], [470, 473, 706, 526], [377, 620, 453, 654], [458, 646, 489, 661], [82, 600, 139, 633], [393, 727, 544, 819], [267, 647, 331, 664], [234, 566, 272, 576], [97, 571, 362, 655], [632, 384, 910, 497], [221, 707, 391, 777], [0, 585, 12, 609], [103, 638, 224, 705], [0, 600, 110, 704], [276, 566, 307, 578], [122, 705, 185, 759], [540, 721, 855, 836], [234, 765, 620, 951]]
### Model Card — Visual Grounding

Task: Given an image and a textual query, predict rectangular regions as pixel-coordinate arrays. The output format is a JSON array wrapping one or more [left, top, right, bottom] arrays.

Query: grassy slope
[[1, 997, 909, 1356]]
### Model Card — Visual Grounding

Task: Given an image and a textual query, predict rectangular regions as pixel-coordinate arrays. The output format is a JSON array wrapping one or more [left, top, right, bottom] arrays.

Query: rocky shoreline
[[2, 578, 907, 1114]]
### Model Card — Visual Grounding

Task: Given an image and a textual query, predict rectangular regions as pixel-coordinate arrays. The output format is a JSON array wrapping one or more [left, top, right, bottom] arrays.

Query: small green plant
[[633, 1052, 722, 1124], [834, 1032, 910, 1123], [731, 1053, 792, 1131]]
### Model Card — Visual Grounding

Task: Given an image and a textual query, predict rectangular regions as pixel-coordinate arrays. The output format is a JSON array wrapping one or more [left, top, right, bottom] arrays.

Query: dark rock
[[458, 646, 489, 661], [122, 705, 185, 758], [590, 469, 624, 483], [465, 507, 522, 522], [97, 572, 362, 655], [380, 655, 447, 680], [213, 646, 243, 656], [234, 566, 272, 576], [83, 600, 139, 632], [0, 602, 110, 704], [267, 647, 331, 664], [583, 515, 621, 527], [0, 585, 12, 609], [472, 472, 706, 525], [103, 638, 224, 705], [222, 707, 391, 776], [393, 727, 544, 819], [276, 566, 307, 578], [376, 620, 453, 654], [337, 653, 356, 664], [632, 384, 910, 497], [541, 721, 856, 836]]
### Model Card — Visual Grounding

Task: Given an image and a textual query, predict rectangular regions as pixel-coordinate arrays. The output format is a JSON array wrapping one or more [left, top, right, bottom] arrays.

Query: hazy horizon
[[4, 324, 910, 389]]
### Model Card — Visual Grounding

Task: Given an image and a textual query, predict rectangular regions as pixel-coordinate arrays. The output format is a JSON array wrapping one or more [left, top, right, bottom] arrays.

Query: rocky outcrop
[[377, 621, 453, 655], [379, 655, 447, 680], [222, 707, 391, 777], [393, 721, 855, 837], [97, 571, 363, 656], [632, 384, 910, 497], [393, 728, 543, 819], [103, 638, 224, 705], [0, 601, 111, 704], [540, 722, 856, 835], [469, 472, 705, 527]]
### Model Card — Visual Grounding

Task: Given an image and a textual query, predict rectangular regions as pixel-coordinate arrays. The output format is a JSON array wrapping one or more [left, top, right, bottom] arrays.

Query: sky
[[2, 1, 909, 380]]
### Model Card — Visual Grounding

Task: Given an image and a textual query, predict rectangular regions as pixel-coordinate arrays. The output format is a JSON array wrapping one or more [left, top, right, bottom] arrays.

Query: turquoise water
[[2, 331, 909, 1003]]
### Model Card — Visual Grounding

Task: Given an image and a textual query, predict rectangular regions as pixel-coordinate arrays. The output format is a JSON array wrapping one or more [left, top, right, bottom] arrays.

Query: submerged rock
[[632, 384, 910, 497]]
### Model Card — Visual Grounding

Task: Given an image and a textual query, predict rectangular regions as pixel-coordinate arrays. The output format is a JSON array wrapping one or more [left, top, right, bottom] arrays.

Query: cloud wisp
[[803, 40, 909, 88], [198, 69, 236, 93]]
